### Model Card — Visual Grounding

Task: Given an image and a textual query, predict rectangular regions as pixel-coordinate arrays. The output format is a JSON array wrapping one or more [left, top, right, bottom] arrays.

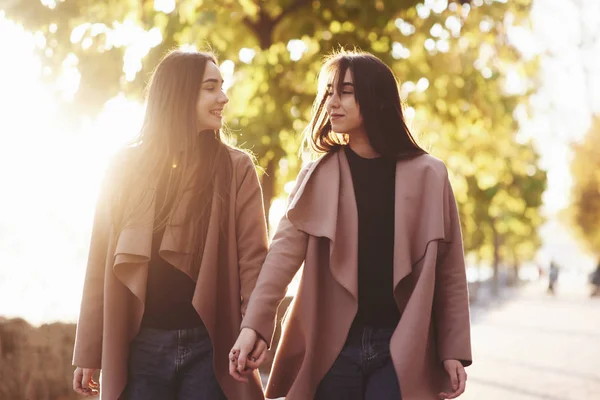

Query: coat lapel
[[393, 160, 416, 291], [113, 189, 154, 306], [286, 153, 338, 240], [287, 150, 359, 301], [393, 156, 449, 293], [159, 186, 197, 279], [287, 149, 451, 310], [332, 150, 359, 301], [112, 175, 204, 307]]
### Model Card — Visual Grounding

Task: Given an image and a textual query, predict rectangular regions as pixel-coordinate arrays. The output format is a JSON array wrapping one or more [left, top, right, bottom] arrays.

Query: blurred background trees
[[569, 116, 600, 258], [0, 0, 547, 285]]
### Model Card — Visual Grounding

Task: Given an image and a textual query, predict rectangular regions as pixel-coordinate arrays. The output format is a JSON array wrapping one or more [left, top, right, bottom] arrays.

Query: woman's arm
[[235, 154, 269, 317], [229, 165, 311, 381], [240, 212, 309, 345], [73, 161, 117, 369], [434, 172, 472, 367]]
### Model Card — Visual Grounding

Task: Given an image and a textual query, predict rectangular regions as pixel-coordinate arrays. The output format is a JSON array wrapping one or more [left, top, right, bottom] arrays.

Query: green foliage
[[0, 0, 547, 263], [386, 1, 546, 264]]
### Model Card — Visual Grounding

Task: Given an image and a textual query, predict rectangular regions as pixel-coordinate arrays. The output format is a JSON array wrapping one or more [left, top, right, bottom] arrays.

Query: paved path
[[263, 279, 600, 399], [461, 279, 600, 400]]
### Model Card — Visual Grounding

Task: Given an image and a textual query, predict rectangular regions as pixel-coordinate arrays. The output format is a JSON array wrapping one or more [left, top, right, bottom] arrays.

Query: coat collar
[[112, 177, 211, 306], [286, 147, 448, 301], [288, 149, 359, 299]]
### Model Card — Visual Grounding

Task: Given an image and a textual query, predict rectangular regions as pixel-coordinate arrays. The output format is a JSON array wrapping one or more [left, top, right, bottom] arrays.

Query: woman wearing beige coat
[[230, 51, 472, 400], [72, 50, 268, 400]]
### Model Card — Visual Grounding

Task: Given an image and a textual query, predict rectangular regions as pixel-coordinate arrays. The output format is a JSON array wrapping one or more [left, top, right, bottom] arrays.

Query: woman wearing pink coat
[[231, 51, 472, 400], [73, 50, 268, 400]]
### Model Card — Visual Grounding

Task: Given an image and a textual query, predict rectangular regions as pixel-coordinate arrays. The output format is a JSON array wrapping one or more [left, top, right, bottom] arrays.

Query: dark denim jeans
[[315, 326, 402, 400], [122, 326, 226, 400]]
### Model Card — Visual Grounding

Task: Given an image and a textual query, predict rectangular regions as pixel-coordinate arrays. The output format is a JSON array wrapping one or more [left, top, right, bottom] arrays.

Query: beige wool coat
[[73, 147, 268, 400], [242, 147, 472, 400]]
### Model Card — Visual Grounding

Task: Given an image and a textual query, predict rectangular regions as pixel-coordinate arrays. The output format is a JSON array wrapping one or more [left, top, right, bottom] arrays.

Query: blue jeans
[[123, 326, 226, 400], [315, 326, 402, 400]]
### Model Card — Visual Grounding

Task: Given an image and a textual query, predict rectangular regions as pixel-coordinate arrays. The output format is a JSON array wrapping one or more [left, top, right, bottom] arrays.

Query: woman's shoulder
[[103, 145, 140, 179], [403, 153, 449, 179], [226, 145, 255, 166], [224, 146, 263, 192], [225, 146, 259, 176]]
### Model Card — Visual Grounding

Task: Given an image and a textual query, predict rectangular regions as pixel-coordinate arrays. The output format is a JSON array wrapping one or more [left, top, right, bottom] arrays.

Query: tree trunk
[[491, 220, 500, 297], [511, 249, 520, 286], [512, 261, 520, 286], [261, 157, 277, 225]]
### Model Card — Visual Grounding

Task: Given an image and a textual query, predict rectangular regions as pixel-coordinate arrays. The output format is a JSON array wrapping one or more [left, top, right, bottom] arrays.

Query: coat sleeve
[[433, 171, 473, 367], [240, 165, 310, 347], [235, 154, 269, 317], [72, 163, 116, 368]]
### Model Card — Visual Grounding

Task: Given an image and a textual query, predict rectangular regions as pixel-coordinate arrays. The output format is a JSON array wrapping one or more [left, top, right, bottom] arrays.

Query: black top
[[140, 171, 203, 330], [345, 145, 401, 329]]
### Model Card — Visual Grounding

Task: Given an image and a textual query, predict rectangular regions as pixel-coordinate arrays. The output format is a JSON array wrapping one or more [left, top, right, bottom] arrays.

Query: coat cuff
[[241, 312, 277, 349]]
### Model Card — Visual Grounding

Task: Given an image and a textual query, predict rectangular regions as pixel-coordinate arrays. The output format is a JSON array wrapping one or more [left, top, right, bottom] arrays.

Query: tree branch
[[273, 0, 312, 26], [242, 16, 258, 34]]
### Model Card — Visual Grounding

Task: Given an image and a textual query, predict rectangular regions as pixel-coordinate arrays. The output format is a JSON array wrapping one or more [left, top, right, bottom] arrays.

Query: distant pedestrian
[[547, 260, 560, 294], [589, 260, 600, 297]]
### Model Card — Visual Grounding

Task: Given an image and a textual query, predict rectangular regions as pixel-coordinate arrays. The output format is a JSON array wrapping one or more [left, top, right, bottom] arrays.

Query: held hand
[[439, 359, 467, 399], [229, 327, 268, 383], [73, 367, 99, 396]]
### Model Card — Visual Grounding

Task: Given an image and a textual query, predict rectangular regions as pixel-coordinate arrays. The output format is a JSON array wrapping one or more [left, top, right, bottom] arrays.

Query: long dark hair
[[304, 50, 426, 159], [113, 49, 233, 263]]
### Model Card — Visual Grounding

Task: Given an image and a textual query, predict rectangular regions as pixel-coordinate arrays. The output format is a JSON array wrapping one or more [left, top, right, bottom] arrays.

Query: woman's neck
[[348, 129, 380, 159]]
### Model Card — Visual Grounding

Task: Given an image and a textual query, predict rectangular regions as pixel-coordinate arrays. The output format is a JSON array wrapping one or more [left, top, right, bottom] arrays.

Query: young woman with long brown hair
[[230, 50, 472, 400], [72, 49, 267, 400]]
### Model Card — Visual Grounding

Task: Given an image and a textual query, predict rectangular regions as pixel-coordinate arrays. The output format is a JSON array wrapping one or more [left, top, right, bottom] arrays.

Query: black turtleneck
[[140, 171, 203, 330], [345, 145, 401, 329]]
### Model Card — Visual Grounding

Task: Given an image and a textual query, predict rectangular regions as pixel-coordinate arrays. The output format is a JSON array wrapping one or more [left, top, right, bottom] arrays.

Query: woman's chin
[[330, 122, 349, 132]]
